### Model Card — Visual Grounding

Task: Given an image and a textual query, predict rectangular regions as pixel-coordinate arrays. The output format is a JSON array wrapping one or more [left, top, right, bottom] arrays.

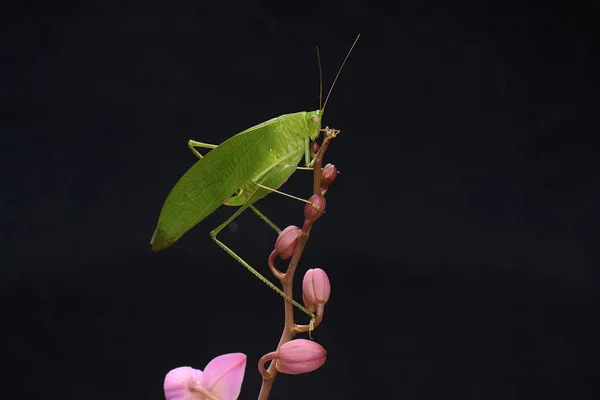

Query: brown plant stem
[[257, 128, 338, 400]]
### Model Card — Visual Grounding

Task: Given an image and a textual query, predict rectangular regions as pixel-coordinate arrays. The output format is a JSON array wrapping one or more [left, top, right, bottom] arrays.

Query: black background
[[2, 0, 599, 399]]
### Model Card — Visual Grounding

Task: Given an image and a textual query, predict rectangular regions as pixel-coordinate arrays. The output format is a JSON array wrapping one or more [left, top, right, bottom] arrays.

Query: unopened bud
[[302, 292, 316, 313], [276, 339, 327, 375], [274, 225, 301, 260], [303, 268, 331, 308], [321, 164, 338, 188], [310, 141, 320, 156], [304, 195, 326, 222]]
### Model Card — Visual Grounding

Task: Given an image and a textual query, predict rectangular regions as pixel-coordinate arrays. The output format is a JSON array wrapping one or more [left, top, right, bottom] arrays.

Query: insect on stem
[[152, 36, 359, 326]]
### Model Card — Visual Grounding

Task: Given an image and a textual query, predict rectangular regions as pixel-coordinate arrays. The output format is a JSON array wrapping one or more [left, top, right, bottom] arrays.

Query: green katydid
[[151, 36, 359, 316]]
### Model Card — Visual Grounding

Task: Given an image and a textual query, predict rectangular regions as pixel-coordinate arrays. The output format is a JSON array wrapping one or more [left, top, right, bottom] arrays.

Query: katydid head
[[305, 35, 359, 142], [306, 110, 322, 141]]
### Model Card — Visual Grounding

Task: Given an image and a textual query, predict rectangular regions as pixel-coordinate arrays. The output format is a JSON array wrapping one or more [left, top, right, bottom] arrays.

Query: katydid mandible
[[150, 36, 359, 315]]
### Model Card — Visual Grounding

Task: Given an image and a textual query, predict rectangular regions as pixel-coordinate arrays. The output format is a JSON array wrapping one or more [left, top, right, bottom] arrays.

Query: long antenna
[[321, 34, 360, 116], [316, 46, 323, 110]]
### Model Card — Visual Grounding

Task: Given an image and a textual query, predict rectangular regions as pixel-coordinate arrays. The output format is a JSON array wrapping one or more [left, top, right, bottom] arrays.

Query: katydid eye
[[311, 115, 318, 122]]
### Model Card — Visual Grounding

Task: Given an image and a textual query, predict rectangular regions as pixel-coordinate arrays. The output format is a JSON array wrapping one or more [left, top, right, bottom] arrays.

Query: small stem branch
[[267, 250, 286, 280], [258, 352, 279, 380], [257, 128, 337, 400]]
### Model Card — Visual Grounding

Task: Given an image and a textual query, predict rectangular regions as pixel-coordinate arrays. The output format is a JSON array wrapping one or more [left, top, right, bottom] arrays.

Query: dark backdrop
[[2, 0, 599, 399]]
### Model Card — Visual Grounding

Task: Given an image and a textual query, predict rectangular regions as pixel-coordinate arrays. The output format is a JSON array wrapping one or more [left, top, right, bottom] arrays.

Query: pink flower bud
[[321, 163, 338, 187], [304, 195, 326, 222], [303, 268, 331, 307], [274, 225, 301, 260], [311, 141, 320, 156], [302, 292, 316, 312], [276, 339, 327, 375]]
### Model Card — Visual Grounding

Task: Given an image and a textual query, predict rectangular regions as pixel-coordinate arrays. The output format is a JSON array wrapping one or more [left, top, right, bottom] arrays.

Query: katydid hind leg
[[188, 140, 218, 159], [250, 205, 281, 234], [209, 205, 312, 317], [210, 203, 249, 238], [224, 197, 281, 233], [223, 190, 246, 207]]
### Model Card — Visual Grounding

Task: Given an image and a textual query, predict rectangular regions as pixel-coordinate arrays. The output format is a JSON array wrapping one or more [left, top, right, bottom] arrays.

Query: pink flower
[[304, 195, 326, 222], [311, 140, 320, 156], [276, 339, 327, 375], [274, 225, 301, 260], [302, 268, 331, 309], [321, 163, 338, 188], [164, 353, 247, 400]]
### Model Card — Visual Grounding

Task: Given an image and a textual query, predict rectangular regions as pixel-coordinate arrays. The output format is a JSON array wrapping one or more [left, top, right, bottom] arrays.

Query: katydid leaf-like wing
[[151, 118, 279, 251]]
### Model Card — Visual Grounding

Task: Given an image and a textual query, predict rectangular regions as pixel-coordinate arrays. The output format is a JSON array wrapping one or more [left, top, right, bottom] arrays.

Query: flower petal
[[201, 353, 247, 400], [164, 366, 203, 400]]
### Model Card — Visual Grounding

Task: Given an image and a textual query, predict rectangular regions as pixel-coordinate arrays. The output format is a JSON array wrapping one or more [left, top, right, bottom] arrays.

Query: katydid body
[[150, 35, 359, 315], [150, 111, 321, 252]]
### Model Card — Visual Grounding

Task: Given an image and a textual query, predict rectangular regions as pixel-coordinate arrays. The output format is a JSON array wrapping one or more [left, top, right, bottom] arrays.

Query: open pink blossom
[[164, 353, 247, 400]]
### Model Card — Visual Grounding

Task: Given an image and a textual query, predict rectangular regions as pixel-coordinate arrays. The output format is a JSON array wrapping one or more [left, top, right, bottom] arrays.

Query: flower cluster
[[259, 163, 336, 377], [164, 148, 339, 399]]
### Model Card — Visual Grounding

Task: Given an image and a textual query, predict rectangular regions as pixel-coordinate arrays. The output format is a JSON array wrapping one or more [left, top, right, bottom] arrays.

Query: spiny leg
[[188, 140, 218, 159], [249, 205, 281, 234], [209, 206, 314, 318]]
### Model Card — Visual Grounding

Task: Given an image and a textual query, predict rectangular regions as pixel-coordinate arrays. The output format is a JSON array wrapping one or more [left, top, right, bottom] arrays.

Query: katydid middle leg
[[254, 183, 315, 206]]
